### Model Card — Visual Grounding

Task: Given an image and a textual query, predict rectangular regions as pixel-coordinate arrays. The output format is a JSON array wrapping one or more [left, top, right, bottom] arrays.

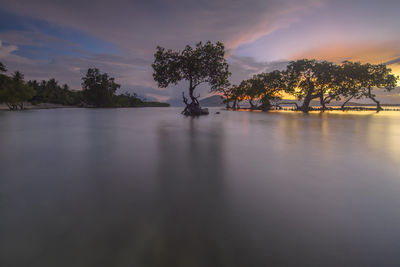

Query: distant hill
[[199, 95, 224, 107]]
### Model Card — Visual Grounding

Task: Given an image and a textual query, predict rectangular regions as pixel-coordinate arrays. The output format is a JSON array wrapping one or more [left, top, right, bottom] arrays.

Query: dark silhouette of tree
[[0, 62, 8, 105], [0, 70, 35, 110], [152, 41, 230, 115], [335, 62, 397, 111], [28, 78, 83, 105], [286, 59, 317, 112], [0, 62, 6, 72], [214, 85, 235, 108], [335, 61, 365, 110], [233, 84, 247, 109], [221, 59, 398, 112], [256, 70, 291, 110], [286, 59, 335, 112], [313, 61, 339, 110], [361, 63, 397, 111], [240, 79, 259, 109], [82, 68, 120, 107]]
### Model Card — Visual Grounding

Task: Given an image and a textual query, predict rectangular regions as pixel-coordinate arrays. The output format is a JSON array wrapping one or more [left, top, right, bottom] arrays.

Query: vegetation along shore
[[152, 41, 399, 115], [0, 62, 169, 111]]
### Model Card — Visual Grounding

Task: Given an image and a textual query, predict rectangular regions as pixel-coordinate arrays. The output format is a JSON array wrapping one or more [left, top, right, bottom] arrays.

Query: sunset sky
[[0, 0, 399, 103]]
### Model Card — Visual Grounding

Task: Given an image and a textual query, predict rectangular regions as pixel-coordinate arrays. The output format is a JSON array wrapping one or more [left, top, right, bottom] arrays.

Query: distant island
[[0, 62, 169, 111]]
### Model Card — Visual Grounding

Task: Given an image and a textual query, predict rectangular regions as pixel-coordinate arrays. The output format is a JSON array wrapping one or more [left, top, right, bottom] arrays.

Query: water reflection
[[0, 108, 400, 266]]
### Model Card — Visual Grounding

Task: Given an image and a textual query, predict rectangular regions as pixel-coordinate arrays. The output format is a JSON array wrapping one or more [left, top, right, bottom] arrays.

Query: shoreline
[[0, 103, 170, 111], [227, 106, 400, 112], [0, 103, 75, 111]]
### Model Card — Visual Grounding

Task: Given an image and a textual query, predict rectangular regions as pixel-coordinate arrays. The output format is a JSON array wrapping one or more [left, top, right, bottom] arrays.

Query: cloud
[[0, 0, 325, 100], [0, 31, 76, 48], [0, 41, 18, 58], [228, 55, 289, 84], [386, 57, 400, 65], [292, 41, 400, 65], [0, 0, 325, 52], [4, 0, 399, 102]]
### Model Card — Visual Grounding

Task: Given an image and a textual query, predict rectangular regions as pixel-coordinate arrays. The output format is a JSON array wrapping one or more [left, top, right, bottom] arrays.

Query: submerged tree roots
[[181, 92, 209, 116]]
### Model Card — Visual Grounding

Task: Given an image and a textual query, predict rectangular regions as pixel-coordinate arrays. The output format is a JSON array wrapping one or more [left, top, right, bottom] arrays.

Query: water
[[1, 107, 400, 266]]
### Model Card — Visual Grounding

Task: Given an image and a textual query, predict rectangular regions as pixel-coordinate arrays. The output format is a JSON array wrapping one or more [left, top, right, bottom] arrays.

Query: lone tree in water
[[152, 41, 231, 116]]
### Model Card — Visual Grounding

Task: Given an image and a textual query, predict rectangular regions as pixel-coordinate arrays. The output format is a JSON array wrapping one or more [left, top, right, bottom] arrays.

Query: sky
[[0, 0, 399, 103]]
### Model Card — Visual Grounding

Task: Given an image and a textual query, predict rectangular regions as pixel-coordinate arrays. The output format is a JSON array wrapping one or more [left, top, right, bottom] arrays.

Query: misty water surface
[[1, 107, 400, 266]]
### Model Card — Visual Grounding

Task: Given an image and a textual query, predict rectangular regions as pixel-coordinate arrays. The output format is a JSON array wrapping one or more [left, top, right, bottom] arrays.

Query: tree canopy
[[152, 41, 231, 115], [82, 68, 121, 107], [0, 62, 168, 110], [222, 59, 398, 112], [0, 67, 35, 110]]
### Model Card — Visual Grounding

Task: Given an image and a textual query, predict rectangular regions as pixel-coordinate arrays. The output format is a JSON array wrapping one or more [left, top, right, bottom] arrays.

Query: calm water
[[1, 107, 400, 266]]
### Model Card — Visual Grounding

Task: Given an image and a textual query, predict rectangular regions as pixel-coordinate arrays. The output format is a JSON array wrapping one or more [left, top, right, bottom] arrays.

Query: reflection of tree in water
[[133, 118, 245, 267]]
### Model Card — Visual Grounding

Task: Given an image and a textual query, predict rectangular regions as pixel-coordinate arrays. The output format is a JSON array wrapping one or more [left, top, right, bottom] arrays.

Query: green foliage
[[0, 62, 6, 72], [81, 69, 168, 108], [28, 79, 83, 106], [112, 92, 156, 107], [152, 41, 231, 102], [82, 68, 120, 107], [0, 62, 169, 110], [0, 62, 8, 103], [254, 70, 290, 108], [0, 70, 35, 110], [221, 59, 398, 112]]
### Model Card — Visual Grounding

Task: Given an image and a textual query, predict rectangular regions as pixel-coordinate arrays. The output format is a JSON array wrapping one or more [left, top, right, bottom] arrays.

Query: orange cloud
[[292, 41, 399, 63], [292, 41, 400, 83]]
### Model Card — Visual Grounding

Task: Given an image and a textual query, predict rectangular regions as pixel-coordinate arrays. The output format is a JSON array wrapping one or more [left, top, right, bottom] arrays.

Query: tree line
[[0, 62, 169, 110], [152, 41, 398, 115], [218, 59, 398, 112]]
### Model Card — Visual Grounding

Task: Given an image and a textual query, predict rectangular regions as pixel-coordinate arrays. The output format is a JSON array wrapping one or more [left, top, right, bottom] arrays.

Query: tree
[[0, 71, 35, 110], [0, 62, 8, 104], [215, 85, 234, 108], [0, 62, 6, 72], [361, 63, 397, 111], [334, 61, 365, 110], [82, 68, 120, 107], [152, 41, 231, 115], [229, 83, 247, 109], [219, 84, 244, 109], [256, 70, 291, 110], [286, 59, 322, 112], [312, 61, 339, 110]]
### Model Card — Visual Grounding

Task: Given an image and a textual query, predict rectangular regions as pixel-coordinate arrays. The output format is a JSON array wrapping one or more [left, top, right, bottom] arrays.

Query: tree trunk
[[232, 99, 237, 109], [189, 86, 197, 104], [300, 94, 313, 113], [259, 99, 271, 111], [299, 82, 314, 113], [181, 87, 208, 116], [367, 86, 382, 111], [319, 93, 327, 111], [341, 96, 354, 110], [249, 98, 256, 109], [223, 93, 231, 109]]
